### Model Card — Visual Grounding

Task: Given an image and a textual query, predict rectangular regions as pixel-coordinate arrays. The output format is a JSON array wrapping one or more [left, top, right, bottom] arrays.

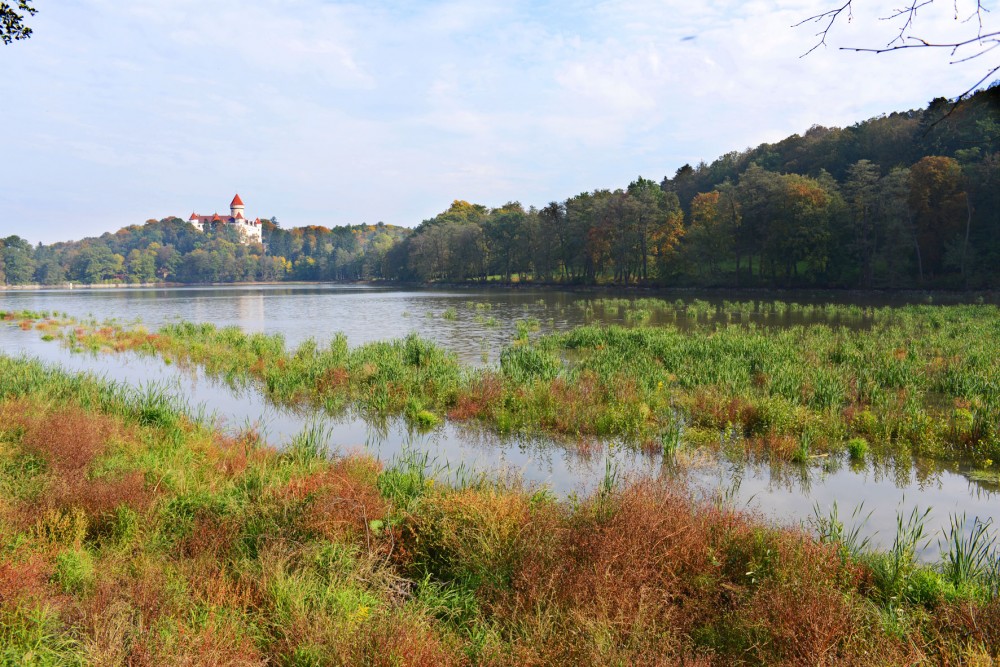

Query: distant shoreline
[[0, 282, 173, 291], [1, 280, 996, 304]]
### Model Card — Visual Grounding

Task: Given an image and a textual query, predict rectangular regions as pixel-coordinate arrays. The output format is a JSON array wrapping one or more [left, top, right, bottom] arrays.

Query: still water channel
[[2, 284, 998, 553]]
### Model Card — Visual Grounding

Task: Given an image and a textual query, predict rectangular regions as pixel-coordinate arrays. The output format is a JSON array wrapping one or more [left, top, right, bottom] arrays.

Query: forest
[[2, 86, 998, 290]]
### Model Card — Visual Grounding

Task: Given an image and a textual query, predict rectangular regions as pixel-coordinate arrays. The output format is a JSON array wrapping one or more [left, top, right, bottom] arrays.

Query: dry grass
[[287, 455, 388, 545], [398, 480, 919, 665], [16, 403, 119, 473]]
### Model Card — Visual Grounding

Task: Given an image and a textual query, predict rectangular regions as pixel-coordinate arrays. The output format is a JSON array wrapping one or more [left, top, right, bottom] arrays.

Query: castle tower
[[230, 193, 245, 220]]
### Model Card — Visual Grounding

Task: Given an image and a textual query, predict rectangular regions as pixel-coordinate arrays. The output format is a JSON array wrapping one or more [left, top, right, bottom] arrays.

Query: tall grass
[[3, 354, 1000, 663]]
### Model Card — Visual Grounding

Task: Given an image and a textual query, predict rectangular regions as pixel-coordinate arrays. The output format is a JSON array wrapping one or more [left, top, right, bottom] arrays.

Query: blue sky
[[2, 0, 995, 244]]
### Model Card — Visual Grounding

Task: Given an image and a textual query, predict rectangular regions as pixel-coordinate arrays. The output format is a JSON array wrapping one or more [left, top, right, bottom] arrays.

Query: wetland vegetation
[[5, 295, 1000, 663], [11, 300, 999, 472], [2, 354, 1000, 664]]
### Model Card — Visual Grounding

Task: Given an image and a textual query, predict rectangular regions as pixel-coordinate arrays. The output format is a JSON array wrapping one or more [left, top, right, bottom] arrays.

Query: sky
[[2, 0, 997, 244]]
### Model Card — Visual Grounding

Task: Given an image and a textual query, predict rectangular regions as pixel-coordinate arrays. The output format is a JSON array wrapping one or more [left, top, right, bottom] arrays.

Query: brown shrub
[[52, 471, 151, 522], [463, 479, 918, 664], [146, 613, 266, 667], [208, 428, 270, 479], [287, 455, 388, 546], [4, 403, 153, 527], [925, 599, 1000, 663], [19, 405, 118, 474], [448, 372, 505, 421], [345, 612, 465, 667], [688, 391, 764, 436], [537, 373, 604, 435], [737, 536, 889, 664], [0, 552, 53, 607], [177, 510, 240, 561], [317, 366, 351, 394], [525, 482, 715, 637], [746, 433, 799, 461]]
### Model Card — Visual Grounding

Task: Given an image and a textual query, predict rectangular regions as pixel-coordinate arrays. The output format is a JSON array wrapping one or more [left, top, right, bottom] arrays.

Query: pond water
[[3, 284, 992, 364], [2, 285, 998, 554]]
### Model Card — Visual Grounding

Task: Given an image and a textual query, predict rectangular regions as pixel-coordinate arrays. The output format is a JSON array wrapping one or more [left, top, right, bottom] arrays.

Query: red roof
[[235, 212, 244, 219], [191, 213, 240, 224], [230, 194, 244, 207], [189, 212, 197, 220]]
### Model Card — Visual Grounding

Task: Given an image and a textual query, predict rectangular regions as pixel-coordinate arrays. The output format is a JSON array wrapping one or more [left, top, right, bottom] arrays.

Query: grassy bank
[[14, 302, 999, 469], [2, 354, 1000, 664]]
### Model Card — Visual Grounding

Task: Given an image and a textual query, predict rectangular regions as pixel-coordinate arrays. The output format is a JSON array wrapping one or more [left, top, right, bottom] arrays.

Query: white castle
[[188, 194, 263, 244]]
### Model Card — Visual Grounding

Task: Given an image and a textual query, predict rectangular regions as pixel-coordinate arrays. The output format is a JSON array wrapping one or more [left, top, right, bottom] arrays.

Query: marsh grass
[[2, 355, 1000, 663], [940, 514, 1000, 595], [12, 303, 1000, 471]]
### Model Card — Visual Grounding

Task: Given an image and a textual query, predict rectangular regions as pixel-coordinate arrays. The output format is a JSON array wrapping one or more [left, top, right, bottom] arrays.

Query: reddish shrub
[[0, 553, 52, 607], [317, 366, 351, 394], [449, 372, 508, 422], [926, 599, 1000, 663], [53, 471, 150, 520], [746, 433, 799, 461], [688, 391, 764, 436], [346, 612, 464, 667], [163, 614, 266, 666], [208, 429, 270, 479], [535, 482, 715, 634], [286, 456, 387, 545], [20, 405, 118, 473], [178, 511, 240, 561], [538, 373, 604, 435]]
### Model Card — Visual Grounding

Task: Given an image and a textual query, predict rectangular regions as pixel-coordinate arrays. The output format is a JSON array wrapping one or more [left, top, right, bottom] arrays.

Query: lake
[[2, 284, 998, 554]]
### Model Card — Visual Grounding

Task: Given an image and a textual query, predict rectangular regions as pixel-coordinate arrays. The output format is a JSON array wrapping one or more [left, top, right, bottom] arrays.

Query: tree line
[[3, 86, 998, 290], [0, 221, 408, 286]]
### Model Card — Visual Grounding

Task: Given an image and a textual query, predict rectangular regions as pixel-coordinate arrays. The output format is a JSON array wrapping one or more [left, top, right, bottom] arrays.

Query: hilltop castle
[[188, 194, 263, 244]]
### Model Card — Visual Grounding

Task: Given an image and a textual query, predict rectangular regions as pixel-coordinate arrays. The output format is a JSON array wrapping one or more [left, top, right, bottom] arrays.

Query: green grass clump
[[848, 437, 870, 461], [54, 548, 95, 594]]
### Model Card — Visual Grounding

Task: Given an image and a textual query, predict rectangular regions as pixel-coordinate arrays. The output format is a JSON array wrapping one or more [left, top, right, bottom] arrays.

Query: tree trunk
[[961, 191, 972, 282], [909, 211, 924, 284]]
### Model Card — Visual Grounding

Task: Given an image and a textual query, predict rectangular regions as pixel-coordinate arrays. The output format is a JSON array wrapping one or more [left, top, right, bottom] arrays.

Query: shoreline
[[2, 279, 997, 304]]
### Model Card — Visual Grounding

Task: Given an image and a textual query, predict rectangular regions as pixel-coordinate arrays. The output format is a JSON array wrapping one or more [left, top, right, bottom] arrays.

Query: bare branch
[[792, 1, 854, 57], [841, 30, 1000, 53], [951, 39, 1000, 64], [881, 0, 935, 48], [796, 1, 999, 126]]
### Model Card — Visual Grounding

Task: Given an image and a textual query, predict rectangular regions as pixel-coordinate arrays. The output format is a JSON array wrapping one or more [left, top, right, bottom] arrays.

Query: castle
[[188, 194, 263, 244]]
